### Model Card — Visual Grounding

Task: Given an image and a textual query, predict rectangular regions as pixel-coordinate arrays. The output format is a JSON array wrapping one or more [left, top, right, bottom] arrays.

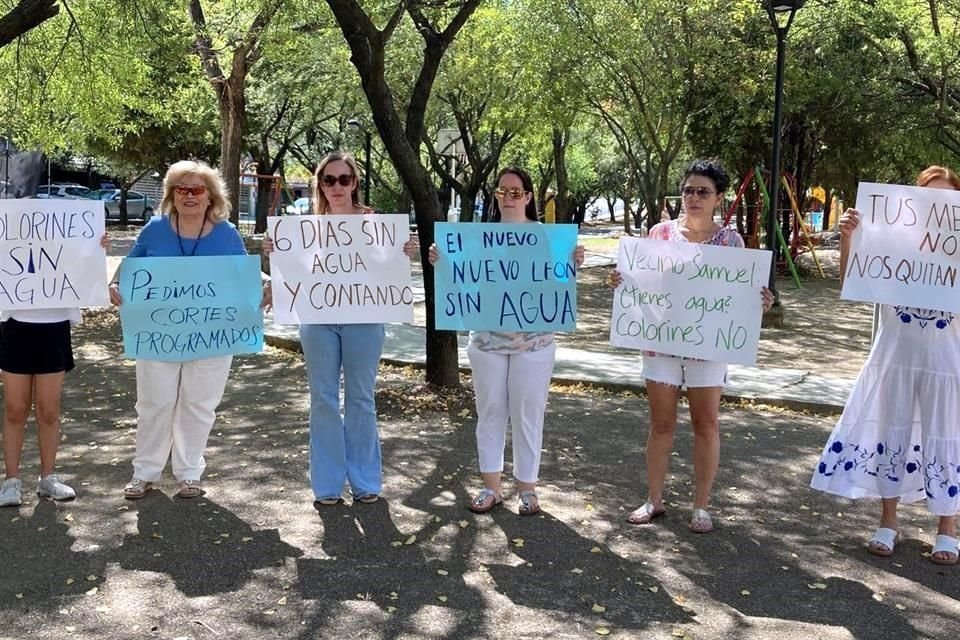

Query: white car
[[35, 184, 91, 199], [285, 197, 311, 214]]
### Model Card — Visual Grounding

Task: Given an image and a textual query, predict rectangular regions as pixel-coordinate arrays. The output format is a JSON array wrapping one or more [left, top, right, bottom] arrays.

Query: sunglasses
[[321, 174, 355, 187], [681, 186, 716, 199], [174, 185, 207, 196], [494, 187, 528, 200]]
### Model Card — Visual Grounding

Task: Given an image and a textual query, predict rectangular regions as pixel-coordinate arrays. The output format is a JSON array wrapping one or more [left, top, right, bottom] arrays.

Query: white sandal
[[931, 534, 959, 566], [867, 527, 900, 557], [689, 508, 714, 533]]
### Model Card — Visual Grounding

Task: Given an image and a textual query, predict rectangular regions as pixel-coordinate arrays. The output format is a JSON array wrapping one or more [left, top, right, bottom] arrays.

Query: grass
[[580, 236, 620, 253]]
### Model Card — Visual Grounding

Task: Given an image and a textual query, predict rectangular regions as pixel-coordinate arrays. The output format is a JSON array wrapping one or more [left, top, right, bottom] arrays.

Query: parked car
[[35, 184, 91, 199], [285, 197, 311, 214], [93, 189, 155, 222]]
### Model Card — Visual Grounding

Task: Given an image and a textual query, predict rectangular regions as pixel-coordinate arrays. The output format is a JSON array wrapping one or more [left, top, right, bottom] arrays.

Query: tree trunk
[[823, 185, 833, 231], [255, 174, 274, 233], [220, 77, 245, 225], [552, 128, 570, 223]]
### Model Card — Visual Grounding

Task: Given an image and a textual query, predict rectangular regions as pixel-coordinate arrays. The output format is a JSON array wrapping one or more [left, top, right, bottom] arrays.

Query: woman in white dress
[[811, 165, 960, 565]]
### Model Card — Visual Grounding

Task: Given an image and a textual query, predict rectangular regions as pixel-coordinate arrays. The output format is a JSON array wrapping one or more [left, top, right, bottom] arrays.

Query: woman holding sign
[[429, 166, 585, 516], [811, 166, 960, 565], [0, 233, 111, 507], [609, 159, 773, 533], [109, 160, 268, 500], [263, 151, 417, 506]]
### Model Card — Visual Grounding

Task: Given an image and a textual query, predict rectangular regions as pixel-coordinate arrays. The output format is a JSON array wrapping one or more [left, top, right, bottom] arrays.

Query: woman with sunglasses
[[812, 166, 960, 565], [609, 158, 773, 533], [108, 160, 269, 500], [263, 151, 416, 506], [430, 166, 584, 515]]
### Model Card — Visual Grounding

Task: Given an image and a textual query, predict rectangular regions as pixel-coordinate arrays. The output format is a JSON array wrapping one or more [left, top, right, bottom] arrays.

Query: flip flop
[[123, 478, 153, 500], [627, 502, 665, 525], [931, 534, 959, 565], [175, 480, 205, 499], [867, 527, 900, 557], [518, 490, 540, 516], [689, 508, 714, 533], [468, 488, 502, 514]]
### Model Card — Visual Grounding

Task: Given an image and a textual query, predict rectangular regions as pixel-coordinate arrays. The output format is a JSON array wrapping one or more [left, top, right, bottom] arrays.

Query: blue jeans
[[300, 324, 385, 500]]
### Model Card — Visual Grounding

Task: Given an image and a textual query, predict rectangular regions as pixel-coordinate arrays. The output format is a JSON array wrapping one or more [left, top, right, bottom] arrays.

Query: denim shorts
[[641, 355, 727, 389]]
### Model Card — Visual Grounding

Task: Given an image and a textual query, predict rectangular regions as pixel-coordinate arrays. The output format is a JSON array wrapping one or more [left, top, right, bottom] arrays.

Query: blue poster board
[[118, 255, 264, 361], [433, 223, 578, 331]]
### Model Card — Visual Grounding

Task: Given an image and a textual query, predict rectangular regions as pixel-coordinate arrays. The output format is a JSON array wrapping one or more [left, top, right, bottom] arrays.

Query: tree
[[324, 0, 483, 388], [0, 0, 58, 48], [189, 0, 285, 223]]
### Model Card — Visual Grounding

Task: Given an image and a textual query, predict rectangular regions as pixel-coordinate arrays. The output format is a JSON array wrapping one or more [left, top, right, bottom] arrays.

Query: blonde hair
[[159, 160, 231, 223], [916, 165, 960, 190], [311, 151, 363, 214]]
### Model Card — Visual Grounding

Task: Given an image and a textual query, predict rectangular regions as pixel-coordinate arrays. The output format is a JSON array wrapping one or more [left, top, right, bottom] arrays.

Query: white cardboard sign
[[609, 237, 770, 365], [842, 182, 960, 312], [267, 214, 414, 324], [0, 199, 108, 309]]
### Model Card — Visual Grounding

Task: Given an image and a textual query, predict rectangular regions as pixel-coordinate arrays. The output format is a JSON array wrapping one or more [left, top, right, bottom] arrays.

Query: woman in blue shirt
[[109, 160, 267, 499]]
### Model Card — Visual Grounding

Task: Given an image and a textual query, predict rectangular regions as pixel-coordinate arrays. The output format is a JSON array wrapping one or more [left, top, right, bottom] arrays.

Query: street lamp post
[[347, 118, 372, 205], [763, 0, 804, 321]]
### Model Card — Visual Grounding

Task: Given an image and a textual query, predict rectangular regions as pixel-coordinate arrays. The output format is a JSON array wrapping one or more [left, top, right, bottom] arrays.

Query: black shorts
[[0, 318, 75, 375]]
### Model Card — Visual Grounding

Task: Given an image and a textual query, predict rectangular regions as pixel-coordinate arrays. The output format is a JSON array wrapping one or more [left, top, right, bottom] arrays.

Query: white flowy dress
[[811, 305, 960, 516]]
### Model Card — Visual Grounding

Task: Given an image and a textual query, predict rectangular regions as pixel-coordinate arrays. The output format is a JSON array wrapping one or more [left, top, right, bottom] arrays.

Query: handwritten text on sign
[[434, 223, 578, 332], [0, 199, 107, 309], [119, 255, 263, 361], [842, 182, 960, 312], [267, 214, 414, 324], [609, 238, 770, 365]]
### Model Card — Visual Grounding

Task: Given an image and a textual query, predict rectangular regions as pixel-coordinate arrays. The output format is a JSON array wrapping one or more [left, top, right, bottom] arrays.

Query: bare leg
[[33, 372, 66, 476], [687, 386, 722, 510], [644, 381, 680, 509], [2, 372, 34, 479]]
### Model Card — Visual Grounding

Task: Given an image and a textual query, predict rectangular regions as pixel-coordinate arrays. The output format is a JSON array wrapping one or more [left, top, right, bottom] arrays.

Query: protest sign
[[267, 214, 414, 324], [433, 222, 578, 332], [0, 199, 107, 309], [842, 182, 960, 311], [609, 237, 770, 365], [118, 255, 263, 361]]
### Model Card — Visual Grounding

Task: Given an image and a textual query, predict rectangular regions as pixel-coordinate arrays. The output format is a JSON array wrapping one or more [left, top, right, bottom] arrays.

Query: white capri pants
[[468, 343, 556, 483], [132, 356, 233, 482]]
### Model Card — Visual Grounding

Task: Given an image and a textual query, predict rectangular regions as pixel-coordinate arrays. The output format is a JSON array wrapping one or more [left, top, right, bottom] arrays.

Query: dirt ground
[[0, 309, 957, 640]]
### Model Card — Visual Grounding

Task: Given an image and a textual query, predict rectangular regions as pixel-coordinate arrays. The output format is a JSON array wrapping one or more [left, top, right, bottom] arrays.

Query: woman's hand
[[100, 233, 110, 251], [262, 234, 274, 256], [572, 244, 585, 268], [606, 270, 623, 288], [839, 208, 860, 240], [427, 243, 439, 265], [261, 280, 273, 312], [761, 287, 774, 312], [108, 283, 122, 306], [403, 236, 419, 259]]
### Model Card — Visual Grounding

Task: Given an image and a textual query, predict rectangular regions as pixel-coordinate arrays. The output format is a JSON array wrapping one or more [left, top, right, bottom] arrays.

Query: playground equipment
[[722, 166, 825, 288]]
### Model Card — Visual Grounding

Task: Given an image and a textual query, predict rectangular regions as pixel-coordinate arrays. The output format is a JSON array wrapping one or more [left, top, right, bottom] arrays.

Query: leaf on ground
[[262, 609, 276, 616], [437, 595, 448, 603], [242, 537, 253, 542], [591, 604, 606, 613], [590, 546, 602, 553], [571, 568, 584, 574], [85, 587, 98, 596], [458, 409, 471, 418], [64, 514, 74, 522], [390, 541, 403, 547], [95, 606, 110, 613], [86, 575, 97, 582], [404, 535, 416, 545], [895, 604, 906, 611], [458, 520, 470, 528], [66, 578, 75, 585], [808, 583, 827, 590], [15, 593, 23, 599], [512, 538, 525, 548], [740, 590, 750, 596], [595, 628, 610, 636], [386, 606, 396, 613], [672, 630, 687, 638], [649, 586, 659, 593], [277, 597, 287, 606], [437, 569, 449, 576]]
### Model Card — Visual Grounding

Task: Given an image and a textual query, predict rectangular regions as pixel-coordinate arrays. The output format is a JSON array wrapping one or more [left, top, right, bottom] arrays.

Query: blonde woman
[[109, 160, 267, 499]]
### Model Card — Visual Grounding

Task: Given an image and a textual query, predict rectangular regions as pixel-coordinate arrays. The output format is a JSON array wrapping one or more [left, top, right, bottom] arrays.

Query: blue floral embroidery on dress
[[817, 439, 959, 501], [893, 306, 954, 329]]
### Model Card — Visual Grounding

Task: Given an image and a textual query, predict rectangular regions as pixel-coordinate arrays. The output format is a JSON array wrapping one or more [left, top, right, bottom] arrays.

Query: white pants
[[468, 344, 556, 484], [132, 356, 233, 482]]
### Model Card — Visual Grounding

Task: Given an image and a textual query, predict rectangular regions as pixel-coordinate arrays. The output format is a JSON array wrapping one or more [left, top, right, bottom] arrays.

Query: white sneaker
[[0, 477, 22, 507], [37, 474, 76, 501]]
